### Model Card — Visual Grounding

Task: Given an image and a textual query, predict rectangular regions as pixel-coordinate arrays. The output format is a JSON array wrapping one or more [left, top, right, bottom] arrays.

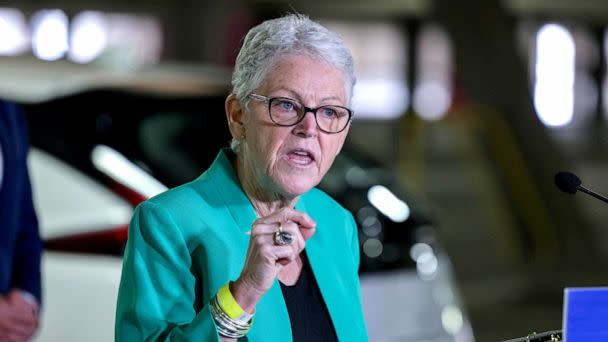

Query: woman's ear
[[225, 94, 245, 139]]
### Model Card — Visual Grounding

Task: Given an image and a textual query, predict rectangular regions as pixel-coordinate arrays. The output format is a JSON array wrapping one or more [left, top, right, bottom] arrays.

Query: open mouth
[[286, 149, 315, 166]]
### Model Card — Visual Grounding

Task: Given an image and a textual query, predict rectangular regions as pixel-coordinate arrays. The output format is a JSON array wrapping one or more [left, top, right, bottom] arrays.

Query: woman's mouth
[[285, 149, 315, 166]]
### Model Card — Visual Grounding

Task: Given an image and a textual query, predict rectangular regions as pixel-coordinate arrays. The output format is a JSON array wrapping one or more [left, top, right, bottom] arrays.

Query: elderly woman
[[116, 14, 368, 341]]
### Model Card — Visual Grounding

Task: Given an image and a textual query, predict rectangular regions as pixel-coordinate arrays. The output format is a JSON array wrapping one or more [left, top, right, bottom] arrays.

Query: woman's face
[[239, 54, 350, 197]]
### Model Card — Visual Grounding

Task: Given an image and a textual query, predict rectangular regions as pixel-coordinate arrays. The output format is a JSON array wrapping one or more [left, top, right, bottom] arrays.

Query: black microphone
[[554, 171, 608, 204]]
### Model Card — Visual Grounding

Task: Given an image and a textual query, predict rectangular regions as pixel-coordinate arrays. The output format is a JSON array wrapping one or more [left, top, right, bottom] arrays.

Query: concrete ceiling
[[3, 0, 608, 21]]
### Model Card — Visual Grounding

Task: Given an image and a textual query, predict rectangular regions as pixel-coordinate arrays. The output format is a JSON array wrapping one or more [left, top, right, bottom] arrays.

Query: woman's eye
[[321, 107, 338, 118], [277, 100, 296, 111]]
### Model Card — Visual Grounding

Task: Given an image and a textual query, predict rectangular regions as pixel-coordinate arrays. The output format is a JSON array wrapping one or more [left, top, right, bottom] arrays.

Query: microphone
[[554, 171, 608, 204]]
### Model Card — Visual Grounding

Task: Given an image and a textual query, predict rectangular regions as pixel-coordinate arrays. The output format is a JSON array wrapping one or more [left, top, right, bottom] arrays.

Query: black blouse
[[279, 256, 339, 342]]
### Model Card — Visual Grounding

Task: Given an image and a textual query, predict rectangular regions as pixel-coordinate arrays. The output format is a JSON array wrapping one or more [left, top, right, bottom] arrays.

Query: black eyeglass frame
[[248, 93, 353, 134]]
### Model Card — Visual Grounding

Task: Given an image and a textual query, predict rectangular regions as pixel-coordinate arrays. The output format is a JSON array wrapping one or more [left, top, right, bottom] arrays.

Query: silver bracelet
[[210, 294, 253, 338]]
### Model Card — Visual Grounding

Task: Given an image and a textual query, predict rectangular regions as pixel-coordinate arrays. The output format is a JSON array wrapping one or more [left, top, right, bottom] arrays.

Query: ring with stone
[[273, 223, 293, 246]]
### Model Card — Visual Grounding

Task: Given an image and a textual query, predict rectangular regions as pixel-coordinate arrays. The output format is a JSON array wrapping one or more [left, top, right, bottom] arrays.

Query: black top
[[280, 256, 338, 342]]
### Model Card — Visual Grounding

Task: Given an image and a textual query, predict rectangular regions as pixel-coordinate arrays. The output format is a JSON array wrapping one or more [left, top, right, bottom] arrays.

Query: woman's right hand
[[231, 208, 316, 313]]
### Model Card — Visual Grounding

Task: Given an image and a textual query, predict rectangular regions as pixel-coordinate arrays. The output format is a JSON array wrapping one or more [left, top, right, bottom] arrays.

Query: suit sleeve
[[11, 110, 42, 304], [115, 201, 220, 341]]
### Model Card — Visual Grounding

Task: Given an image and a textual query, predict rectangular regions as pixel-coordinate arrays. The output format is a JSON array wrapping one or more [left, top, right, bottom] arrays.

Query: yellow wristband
[[217, 283, 247, 320]]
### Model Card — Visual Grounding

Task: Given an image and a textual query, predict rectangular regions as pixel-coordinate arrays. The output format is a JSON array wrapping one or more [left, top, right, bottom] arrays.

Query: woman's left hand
[[231, 208, 316, 313]]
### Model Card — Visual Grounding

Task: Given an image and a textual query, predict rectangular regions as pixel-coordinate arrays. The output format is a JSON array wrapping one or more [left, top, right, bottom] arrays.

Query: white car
[[25, 88, 473, 342]]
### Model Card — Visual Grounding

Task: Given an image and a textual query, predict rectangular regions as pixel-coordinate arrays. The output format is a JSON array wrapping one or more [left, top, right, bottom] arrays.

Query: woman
[[116, 14, 368, 341]]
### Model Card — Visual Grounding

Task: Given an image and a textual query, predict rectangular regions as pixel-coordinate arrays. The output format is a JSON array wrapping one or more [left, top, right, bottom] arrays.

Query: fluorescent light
[[414, 24, 453, 122], [91, 145, 167, 199], [409, 242, 433, 262], [367, 185, 410, 222], [352, 79, 409, 119], [0, 8, 29, 56], [413, 80, 452, 121], [416, 251, 438, 279], [441, 305, 464, 335], [534, 23, 575, 127], [409, 241, 438, 279], [100, 14, 163, 68], [31, 9, 69, 61], [69, 11, 108, 64]]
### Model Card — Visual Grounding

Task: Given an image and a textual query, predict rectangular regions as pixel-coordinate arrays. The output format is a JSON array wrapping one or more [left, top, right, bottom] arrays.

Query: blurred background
[[2, 0, 608, 341]]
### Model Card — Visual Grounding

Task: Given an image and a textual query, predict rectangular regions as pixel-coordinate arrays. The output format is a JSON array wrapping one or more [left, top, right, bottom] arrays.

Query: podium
[[502, 287, 608, 342]]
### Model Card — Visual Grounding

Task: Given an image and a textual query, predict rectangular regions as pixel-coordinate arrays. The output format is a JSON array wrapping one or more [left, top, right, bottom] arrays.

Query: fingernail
[[244, 230, 251, 235]]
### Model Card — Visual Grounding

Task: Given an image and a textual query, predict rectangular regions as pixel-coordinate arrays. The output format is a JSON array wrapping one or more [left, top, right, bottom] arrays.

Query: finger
[[0, 332, 20, 342], [4, 319, 32, 336], [277, 257, 292, 266], [252, 218, 313, 242], [9, 307, 35, 322], [284, 218, 316, 241], [250, 222, 282, 235], [256, 208, 316, 229], [0, 309, 37, 339], [249, 235, 294, 266], [272, 245, 299, 265], [0, 324, 13, 335], [279, 221, 306, 252], [6, 332, 27, 342], [1, 327, 28, 340], [6, 308, 37, 331], [21, 319, 38, 339], [248, 229, 302, 269], [7, 292, 37, 319], [7, 306, 36, 324], [299, 225, 315, 241]]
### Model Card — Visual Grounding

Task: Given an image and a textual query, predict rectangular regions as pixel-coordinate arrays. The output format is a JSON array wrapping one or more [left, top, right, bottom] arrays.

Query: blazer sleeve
[[10, 108, 42, 303], [115, 201, 220, 341]]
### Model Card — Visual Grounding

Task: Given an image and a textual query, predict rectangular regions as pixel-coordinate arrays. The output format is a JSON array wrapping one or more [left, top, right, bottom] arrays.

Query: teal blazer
[[116, 149, 368, 341]]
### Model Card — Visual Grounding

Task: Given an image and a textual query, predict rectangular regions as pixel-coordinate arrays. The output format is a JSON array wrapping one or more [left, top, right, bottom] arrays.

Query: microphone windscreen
[[555, 171, 581, 194]]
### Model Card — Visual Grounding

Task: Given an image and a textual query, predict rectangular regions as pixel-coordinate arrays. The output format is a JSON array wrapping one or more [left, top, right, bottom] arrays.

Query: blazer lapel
[[297, 199, 355, 342], [206, 148, 257, 233]]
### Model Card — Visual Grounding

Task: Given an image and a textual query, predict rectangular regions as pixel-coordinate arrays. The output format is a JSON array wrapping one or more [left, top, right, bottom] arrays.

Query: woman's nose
[[294, 110, 318, 137]]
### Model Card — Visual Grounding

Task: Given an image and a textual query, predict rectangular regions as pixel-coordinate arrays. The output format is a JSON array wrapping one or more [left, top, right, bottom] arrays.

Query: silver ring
[[273, 223, 293, 245]]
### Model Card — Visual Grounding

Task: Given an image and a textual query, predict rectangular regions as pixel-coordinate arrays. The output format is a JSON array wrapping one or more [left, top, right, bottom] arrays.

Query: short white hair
[[232, 14, 355, 103]]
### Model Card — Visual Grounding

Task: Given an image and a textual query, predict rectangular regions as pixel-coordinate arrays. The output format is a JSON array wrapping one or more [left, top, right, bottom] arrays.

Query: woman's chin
[[272, 162, 321, 195], [276, 178, 318, 197]]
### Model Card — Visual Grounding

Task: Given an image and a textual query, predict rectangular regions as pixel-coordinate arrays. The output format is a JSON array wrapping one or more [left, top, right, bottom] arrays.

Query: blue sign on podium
[[563, 287, 608, 342]]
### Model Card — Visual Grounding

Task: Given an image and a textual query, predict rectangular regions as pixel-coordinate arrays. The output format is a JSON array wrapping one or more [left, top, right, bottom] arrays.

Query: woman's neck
[[234, 154, 299, 218]]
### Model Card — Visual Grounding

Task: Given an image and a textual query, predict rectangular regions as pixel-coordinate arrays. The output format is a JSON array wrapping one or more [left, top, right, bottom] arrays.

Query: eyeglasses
[[248, 93, 353, 134]]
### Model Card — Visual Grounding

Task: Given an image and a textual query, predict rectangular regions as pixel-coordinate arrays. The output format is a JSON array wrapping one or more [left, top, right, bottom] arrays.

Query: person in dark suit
[[0, 99, 42, 342]]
